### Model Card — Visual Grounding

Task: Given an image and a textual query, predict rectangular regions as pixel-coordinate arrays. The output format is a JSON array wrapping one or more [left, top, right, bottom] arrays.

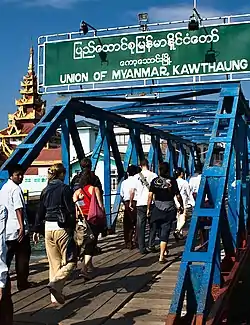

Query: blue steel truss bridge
[[2, 12, 250, 325]]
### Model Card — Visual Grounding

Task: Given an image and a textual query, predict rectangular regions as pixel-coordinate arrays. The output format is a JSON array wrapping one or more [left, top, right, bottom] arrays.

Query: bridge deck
[[12, 231, 183, 325]]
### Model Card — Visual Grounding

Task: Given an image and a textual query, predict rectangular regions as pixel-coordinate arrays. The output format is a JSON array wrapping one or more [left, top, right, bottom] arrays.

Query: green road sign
[[44, 23, 250, 87]]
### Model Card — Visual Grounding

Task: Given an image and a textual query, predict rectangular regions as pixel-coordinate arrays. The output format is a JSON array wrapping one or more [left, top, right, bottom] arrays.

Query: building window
[[141, 134, 151, 144], [111, 176, 118, 191], [116, 134, 130, 145]]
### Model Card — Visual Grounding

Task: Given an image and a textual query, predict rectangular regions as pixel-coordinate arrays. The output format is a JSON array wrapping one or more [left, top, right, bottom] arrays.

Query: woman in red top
[[73, 169, 104, 278]]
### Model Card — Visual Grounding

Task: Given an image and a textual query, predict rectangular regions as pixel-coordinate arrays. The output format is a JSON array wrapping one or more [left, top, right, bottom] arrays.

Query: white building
[[70, 120, 99, 160]]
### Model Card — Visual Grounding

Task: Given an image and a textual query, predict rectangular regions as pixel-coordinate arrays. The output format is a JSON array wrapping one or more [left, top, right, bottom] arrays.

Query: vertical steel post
[[61, 120, 70, 184], [100, 121, 112, 229]]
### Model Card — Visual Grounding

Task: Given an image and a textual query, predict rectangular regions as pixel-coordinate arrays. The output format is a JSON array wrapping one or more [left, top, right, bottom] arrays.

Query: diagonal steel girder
[[71, 99, 194, 146]]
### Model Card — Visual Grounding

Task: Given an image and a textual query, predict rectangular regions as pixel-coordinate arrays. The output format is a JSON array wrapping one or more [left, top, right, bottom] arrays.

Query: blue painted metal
[[91, 130, 103, 171], [68, 80, 239, 101], [167, 83, 250, 324], [61, 120, 70, 185], [165, 141, 177, 176], [68, 114, 85, 163], [100, 121, 112, 228], [2, 80, 249, 324], [188, 147, 195, 176], [0, 98, 71, 183]]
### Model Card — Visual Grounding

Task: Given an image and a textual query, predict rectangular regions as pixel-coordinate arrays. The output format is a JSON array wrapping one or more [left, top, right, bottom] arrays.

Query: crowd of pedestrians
[[121, 160, 202, 263], [0, 157, 202, 324]]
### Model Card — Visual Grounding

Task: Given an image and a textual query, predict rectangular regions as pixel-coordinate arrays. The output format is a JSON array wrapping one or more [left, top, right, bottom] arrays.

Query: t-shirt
[[120, 176, 137, 202], [0, 205, 8, 288], [0, 179, 28, 241], [149, 176, 180, 212], [176, 178, 195, 208], [189, 174, 201, 194], [132, 170, 158, 206]]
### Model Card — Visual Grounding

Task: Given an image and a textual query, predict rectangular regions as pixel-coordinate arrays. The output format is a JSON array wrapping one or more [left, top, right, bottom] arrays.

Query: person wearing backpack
[[129, 159, 158, 254], [0, 205, 13, 325], [33, 163, 77, 305], [73, 169, 105, 279]]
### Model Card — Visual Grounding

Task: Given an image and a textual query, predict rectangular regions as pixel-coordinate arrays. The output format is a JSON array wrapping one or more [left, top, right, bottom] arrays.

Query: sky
[[0, 0, 250, 128]]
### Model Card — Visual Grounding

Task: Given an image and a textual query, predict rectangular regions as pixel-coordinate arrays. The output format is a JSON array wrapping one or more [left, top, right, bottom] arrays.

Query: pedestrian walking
[[0, 164, 32, 291], [33, 163, 77, 305], [0, 204, 13, 325], [130, 159, 158, 254], [120, 165, 138, 249]]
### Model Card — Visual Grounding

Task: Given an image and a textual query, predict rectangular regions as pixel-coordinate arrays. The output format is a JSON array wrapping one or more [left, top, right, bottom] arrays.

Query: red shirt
[[77, 185, 92, 216]]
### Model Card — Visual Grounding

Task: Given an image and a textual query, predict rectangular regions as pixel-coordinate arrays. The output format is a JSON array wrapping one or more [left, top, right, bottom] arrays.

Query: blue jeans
[[137, 205, 156, 252]]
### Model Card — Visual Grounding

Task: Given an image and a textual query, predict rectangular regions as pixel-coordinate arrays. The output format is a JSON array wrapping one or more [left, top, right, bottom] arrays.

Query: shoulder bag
[[139, 172, 150, 190], [87, 189, 106, 227]]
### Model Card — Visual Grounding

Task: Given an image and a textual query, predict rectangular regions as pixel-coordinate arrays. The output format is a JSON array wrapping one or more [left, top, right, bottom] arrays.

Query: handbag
[[75, 202, 95, 261], [87, 190, 106, 226], [75, 202, 95, 246]]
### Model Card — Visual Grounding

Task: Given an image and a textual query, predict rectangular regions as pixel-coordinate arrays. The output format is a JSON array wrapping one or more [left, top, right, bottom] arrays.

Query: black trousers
[[6, 234, 31, 290], [0, 278, 13, 325], [84, 223, 101, 256], [123, 201, 137, 248], [137, 206, 156, 253]]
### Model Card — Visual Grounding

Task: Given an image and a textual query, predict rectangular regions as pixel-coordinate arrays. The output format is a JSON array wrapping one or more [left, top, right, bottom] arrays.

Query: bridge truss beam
[[166, 83, 250, 324]]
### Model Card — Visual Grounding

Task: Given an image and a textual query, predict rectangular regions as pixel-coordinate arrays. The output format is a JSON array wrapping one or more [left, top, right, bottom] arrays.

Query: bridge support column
[[166, 84, 250, 325], [61, 120, 70, 185]]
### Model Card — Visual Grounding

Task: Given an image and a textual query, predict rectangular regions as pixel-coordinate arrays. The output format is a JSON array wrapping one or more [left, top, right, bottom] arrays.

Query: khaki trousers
[[45, 229, 76, 302]]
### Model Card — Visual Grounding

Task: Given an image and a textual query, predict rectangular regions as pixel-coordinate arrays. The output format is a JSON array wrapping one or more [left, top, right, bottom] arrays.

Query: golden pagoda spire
[[28, 46, 35, 75], [11, 47, 46, 122]]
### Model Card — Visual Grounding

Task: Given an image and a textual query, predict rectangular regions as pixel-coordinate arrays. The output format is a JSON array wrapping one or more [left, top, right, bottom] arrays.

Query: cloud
[[143, 4, 227, 23], [3, 0, 95, 9]]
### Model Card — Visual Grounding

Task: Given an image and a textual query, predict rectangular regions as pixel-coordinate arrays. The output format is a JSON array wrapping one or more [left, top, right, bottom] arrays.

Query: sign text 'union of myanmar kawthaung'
[[44, 23, 250, 87]]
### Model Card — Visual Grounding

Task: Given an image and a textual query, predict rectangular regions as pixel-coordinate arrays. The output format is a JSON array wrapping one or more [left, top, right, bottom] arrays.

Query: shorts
[[151, 207, 176, 243]]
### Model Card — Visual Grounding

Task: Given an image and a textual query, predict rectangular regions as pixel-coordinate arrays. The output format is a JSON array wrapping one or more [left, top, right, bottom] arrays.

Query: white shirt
[[132, 170, 158, 206], [189, 173, 202, 194], [177, 178, 195, 208], [45, 221, 61, 231], [0, 179, 28, 241], [120, 176, 137, 202], [0, 205, 8, 288]]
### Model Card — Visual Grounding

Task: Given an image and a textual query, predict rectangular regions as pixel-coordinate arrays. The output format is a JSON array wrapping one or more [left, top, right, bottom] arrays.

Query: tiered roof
[[0, 48, 61, 171]]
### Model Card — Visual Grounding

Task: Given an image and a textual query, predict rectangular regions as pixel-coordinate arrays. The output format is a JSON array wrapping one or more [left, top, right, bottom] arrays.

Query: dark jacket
[[71, 171, 103, 194], [34, 179, 76, 233]]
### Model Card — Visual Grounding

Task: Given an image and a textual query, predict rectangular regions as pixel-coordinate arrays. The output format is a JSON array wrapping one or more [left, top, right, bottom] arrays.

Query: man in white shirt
[[0, 204, 13, 325], [130, 159, 158, 254], [189, 166, 202, 200], [120, 165, 138, 249], [175, 168, 195, 240], [0, 164, 32, 291]]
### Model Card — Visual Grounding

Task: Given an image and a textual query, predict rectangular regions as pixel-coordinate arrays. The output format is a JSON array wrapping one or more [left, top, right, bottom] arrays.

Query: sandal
[[164, 250, 169, 257], [159, 258, 167, 264], [78, 270, 92, 280]]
